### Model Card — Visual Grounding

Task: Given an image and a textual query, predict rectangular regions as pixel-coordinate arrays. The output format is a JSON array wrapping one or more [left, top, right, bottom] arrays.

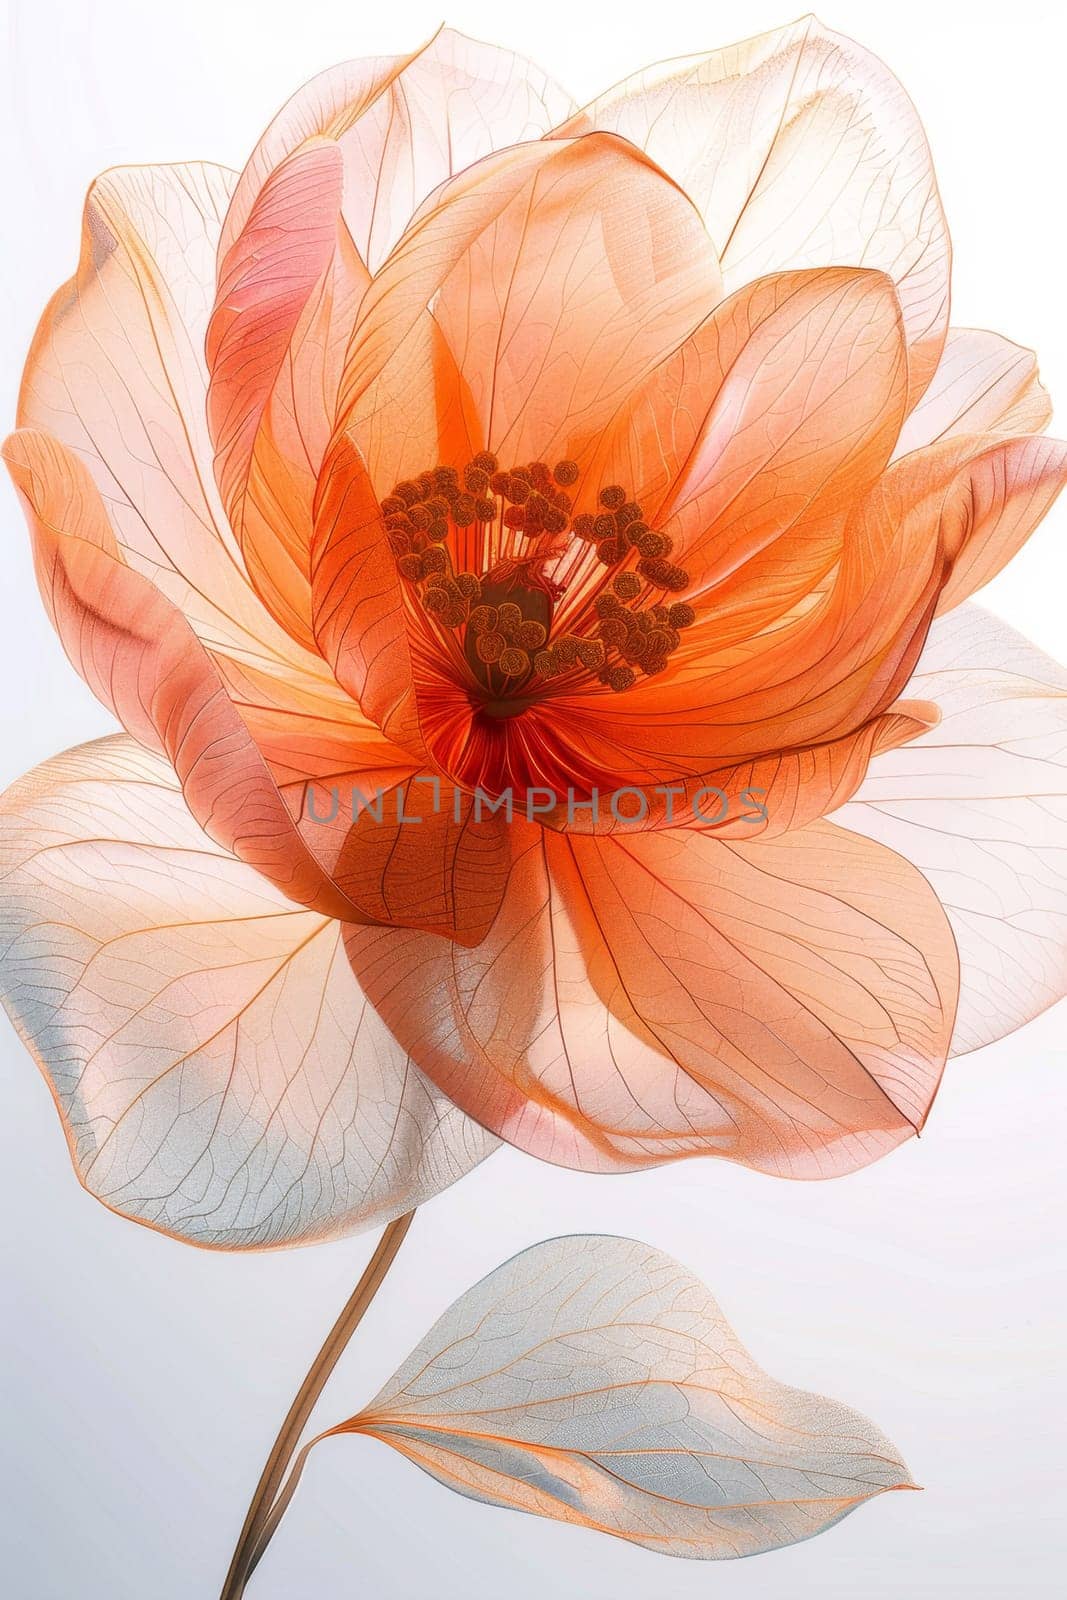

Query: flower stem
[[218, 1210, 416, 1600]]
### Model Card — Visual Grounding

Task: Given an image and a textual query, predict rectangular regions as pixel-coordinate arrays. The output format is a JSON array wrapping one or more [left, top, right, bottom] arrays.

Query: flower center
[[383, 454, 695, 709]]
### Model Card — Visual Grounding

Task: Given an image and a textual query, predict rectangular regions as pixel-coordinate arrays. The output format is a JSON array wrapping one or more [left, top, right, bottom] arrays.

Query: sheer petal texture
[[0, 738, 495, 1248], [349, 1235, 914, 1558], [3, 22, 1066, 1229]]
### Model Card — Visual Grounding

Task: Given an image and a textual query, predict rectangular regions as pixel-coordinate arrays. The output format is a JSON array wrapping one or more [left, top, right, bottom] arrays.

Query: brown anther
[[597, 616, 628, 647], [421, 546, 450, 576], [617, 502, 642, 527], [516, 619, 547, 649], [496, 602, 523, 637], [471, 451, 498, 474], [596, 537, 622, 565], [397, 553, 424, 581], [426, 495, 450, 518], [475, 496, 497, 521], [464, 467, 490, 495], [553, 634, 580, 664], [395, 480, 421, 505], [510, 466, 533, 485], [385, 512, 412, 533], [646, 627, 674, 655], [577, 638, 606, 670], [668, 602, 695, 629], [533, 649, 558, 678], [612, 571, 642, 600], [477, 631, 506, 663], [423, 588, 450, 614], [608, 665, 636, 691], [599, 484, 626, 510], [543, 505, 568, 534], [417, 472, 436, 496], [387, 531, 410, 557], [593, 513, 616, 539], [623, 520, 648, 547], [434, 466, 459, 491], [442, 603, 468, 628], [637, 531, 670, 558], [662, 564, 690, 593], [594, 593, 623, 618], [455, 572, 482, 600], [380, 495, 405, 516], [468, 605, 498, 634], [409, 504, 433, 531], [507, 474, 531, 504], [489, 471, 510, 496], [553, 459, 579, 486], [428, 518, 450, 542], [553, 490, 572, 512], [529, 462, 553, 491], [452, 493, 478, 526], [572, 513, 596, 540], [503, 505, 527, 531], [499, 646, 530, 676], [641, 655, 669, 676]]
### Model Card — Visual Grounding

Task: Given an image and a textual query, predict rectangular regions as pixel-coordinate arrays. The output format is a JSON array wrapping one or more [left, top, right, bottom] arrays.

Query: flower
[[3, 20, 1066, 1247]]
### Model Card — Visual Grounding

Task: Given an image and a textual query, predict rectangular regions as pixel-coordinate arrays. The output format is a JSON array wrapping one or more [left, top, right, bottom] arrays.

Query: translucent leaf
[[346, 1235, 914, 1558]]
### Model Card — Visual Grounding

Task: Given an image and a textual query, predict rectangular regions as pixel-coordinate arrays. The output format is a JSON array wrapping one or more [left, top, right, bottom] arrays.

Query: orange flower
[[3, 21, 1067, 1245]]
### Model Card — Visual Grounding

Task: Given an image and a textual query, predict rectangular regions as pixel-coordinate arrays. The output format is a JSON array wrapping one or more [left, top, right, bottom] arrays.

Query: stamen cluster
[[382, 454, 694, 696]]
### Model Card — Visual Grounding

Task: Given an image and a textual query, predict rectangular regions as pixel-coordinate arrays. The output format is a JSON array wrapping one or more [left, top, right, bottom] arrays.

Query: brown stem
[[219, 1210, 415, 1600]]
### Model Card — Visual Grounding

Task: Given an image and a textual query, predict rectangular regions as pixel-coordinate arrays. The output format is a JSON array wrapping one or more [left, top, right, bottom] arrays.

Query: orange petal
[[207, 139, 367, 646], [335, 133, 722, 492], [836, 604, 1067, 1054], [0, 736, 496, 1247], [221, 28, 574, 273], [656, 267, 907, 603], [530, 702, 939, 834], [894, 328, 1052, 458], [563, 15, 949, 407], [3, 429, 370, 922], [348, 1235, 914, 1559], [310, 431, 424, 752], [553, 414, 948, 781], [346, 819, 958, 1177], [326, 776, 520, 945]]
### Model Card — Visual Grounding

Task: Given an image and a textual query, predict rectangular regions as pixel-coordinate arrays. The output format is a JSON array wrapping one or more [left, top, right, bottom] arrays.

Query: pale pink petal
[[221, 28, 575, 273], [836, 604, 1067, 1053], [207, 139, 367, 645], [346, 1236, 914, 1559], [894, 328, 1052, 458], [347, 820, 958, 1178], [565, 15, 949, 405], [878, 433, 1067, 616], [15, 159, 356, 718], [0, 737, 496, 1247]]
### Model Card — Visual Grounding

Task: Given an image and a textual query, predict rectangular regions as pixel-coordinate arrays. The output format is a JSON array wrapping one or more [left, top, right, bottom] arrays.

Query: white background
[[1, 2, 1065, 1596]]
